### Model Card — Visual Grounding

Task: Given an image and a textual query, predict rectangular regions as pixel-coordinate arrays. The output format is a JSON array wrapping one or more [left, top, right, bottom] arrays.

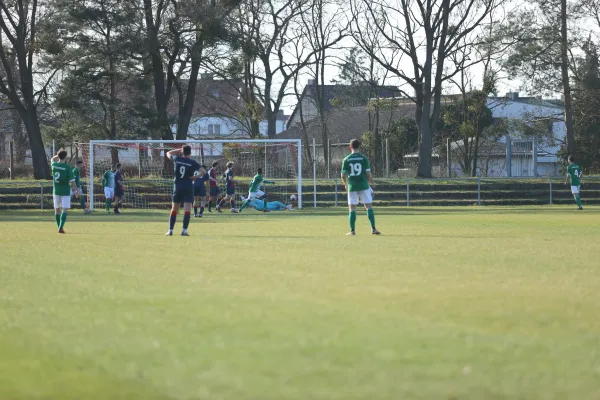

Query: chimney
[[506, 92, 519, 100]]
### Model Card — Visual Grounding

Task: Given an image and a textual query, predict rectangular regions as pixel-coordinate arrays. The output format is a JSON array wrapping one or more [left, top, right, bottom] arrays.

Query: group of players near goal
[[49, 140, 584, 235]]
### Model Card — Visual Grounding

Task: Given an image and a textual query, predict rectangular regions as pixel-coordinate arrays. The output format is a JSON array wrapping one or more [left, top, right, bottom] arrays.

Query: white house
[[483, 94, 564, 177], [178, 111, 287, 139]]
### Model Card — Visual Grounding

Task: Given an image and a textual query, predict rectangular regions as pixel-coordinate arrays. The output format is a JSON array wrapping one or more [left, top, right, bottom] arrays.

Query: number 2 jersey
[[341, 152, 371, 192], [52, 161, 75, 196], [171, 155, 201, 191]]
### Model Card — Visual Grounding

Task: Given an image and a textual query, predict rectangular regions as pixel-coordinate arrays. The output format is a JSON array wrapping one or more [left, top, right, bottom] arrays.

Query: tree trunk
[[22, 112, 50, 179], [417, 67, 433, 178], [11, 108, 27, 163], [417, 121, 433, 178], [143, 0, 172, 141], [108, 48, 119, 166], [560, 0, 576, 155], [176, 53, 202, 140], [267, 112, 277, 138]]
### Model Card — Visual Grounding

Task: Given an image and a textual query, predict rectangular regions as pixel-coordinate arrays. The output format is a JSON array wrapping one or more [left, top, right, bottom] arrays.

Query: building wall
[[174, 116, 286, 138], [487, 99, 565, 163]]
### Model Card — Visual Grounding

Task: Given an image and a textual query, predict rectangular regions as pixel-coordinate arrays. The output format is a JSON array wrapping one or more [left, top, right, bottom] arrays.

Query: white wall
[[173, 116, 286, 138], [487, 99, 565, 163], [259, 119, 286, 136]]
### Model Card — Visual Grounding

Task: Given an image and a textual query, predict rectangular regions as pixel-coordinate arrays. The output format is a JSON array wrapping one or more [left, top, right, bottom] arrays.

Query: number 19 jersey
[[341, 152, 371, 192]]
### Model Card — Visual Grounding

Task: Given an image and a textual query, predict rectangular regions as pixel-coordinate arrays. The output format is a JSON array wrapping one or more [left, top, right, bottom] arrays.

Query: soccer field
[[1, 207, 600, 399]]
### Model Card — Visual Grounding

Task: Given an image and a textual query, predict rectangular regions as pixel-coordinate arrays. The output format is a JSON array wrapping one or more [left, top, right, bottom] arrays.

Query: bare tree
[[142, 0, 240, 140], [234, 0, 346, 138], [350, 0, 505, 177], [0, 0, 51, 178], [299, 0, 348, 166]]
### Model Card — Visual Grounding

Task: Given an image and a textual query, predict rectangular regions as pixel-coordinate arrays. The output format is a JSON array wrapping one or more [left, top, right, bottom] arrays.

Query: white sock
[[182, 229, 187, 234]]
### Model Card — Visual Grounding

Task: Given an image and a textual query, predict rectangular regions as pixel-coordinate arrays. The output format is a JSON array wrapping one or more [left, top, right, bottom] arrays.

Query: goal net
[[84, 139, 303, 211]]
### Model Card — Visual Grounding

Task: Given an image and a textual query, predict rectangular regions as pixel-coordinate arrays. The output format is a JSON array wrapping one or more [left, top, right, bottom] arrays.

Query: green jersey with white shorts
[[52, 161, 74, 196], [567, 164, 582, 186], [249, 174, 264, 192], [249, 174, 274, 192], [102, 170, 115, 188], [341, 152, 371, 192]]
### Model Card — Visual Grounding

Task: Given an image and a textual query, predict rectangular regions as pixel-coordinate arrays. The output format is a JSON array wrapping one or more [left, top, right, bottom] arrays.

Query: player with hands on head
[[165, 145, 205, 236]]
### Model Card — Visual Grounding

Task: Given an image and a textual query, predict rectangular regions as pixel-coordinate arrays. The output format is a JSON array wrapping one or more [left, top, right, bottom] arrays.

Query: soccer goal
[[84, 139, 303, 211]]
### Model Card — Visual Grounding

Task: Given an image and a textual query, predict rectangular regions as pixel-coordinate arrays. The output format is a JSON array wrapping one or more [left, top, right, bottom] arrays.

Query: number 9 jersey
[[341, 152, 371, 192], [171, 155, 201, 191]]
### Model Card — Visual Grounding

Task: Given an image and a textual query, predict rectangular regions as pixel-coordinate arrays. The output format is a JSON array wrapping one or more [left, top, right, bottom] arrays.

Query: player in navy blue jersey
[[216, 161, 238, 213], [193, 165, 208, 217], [207, 161, 221, 213], [165, 145, 205, 236]]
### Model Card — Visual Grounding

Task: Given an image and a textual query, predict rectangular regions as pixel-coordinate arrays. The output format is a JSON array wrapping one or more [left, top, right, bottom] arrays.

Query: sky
[[263, 0, 600, 115]]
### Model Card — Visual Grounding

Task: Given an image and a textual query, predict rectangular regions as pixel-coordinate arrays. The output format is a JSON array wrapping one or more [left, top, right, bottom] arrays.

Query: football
[[290, 194, 297, 201]]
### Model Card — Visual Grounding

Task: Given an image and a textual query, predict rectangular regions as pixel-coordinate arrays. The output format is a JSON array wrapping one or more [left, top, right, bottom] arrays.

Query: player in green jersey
[[51, 149, 79, 233], [341, 139, 380, 235], [565, 155, 583, 210], [102, 165, 117, 214], [238, 168, 275, 213], [72, 160, 89, 213]]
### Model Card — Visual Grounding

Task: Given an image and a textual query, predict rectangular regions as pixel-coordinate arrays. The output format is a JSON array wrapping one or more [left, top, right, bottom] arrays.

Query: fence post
[[533, 137, 538, 177], [385, 138, 390, 178], [9, 140, 14, 180], [334, 178, 338, 207], [549, 177, 553, 205], [406, 179, 411, 206], [327, 139, 331, 179], [477, 175, 481, 206], [40, 182, 44, 210], [52, 139, 56, 156], [138, 147, 142, 178], [446, 138, 451, 177], [506, 137, 512, 177], [312, 137, 316, 208]]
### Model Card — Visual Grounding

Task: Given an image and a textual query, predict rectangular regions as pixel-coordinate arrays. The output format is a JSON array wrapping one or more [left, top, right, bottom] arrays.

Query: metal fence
[[2, 176, 598, 210]]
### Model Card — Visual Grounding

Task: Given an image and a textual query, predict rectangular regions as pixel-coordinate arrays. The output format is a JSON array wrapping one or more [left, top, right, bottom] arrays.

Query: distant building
[[170, 75, 288, 138], [279, 91, 567, 177], [286, 80, 401, 128]]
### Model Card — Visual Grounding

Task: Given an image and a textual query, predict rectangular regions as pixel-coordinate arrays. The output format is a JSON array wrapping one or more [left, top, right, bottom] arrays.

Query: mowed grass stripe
[[1, 208, 600, 399]]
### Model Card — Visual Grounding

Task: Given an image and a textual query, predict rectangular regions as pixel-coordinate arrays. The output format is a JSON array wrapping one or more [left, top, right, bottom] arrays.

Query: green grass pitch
[[1, 206, 600, 399]]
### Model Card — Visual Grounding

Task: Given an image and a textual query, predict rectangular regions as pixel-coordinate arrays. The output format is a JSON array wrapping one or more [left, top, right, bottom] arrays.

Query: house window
[[208, 124, 221, 135]]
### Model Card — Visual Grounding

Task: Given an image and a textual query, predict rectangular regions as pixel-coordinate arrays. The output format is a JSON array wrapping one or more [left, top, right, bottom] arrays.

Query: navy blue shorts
[[226, 186, 235, 196], [210, 186, 221, 197], [173, 188, 194, 204], [194, 185, 206, 197], [115, 189, 124, 197]]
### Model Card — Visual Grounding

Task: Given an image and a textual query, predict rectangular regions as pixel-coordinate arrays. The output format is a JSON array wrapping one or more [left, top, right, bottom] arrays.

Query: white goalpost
[[85, 139, 303, 211]]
